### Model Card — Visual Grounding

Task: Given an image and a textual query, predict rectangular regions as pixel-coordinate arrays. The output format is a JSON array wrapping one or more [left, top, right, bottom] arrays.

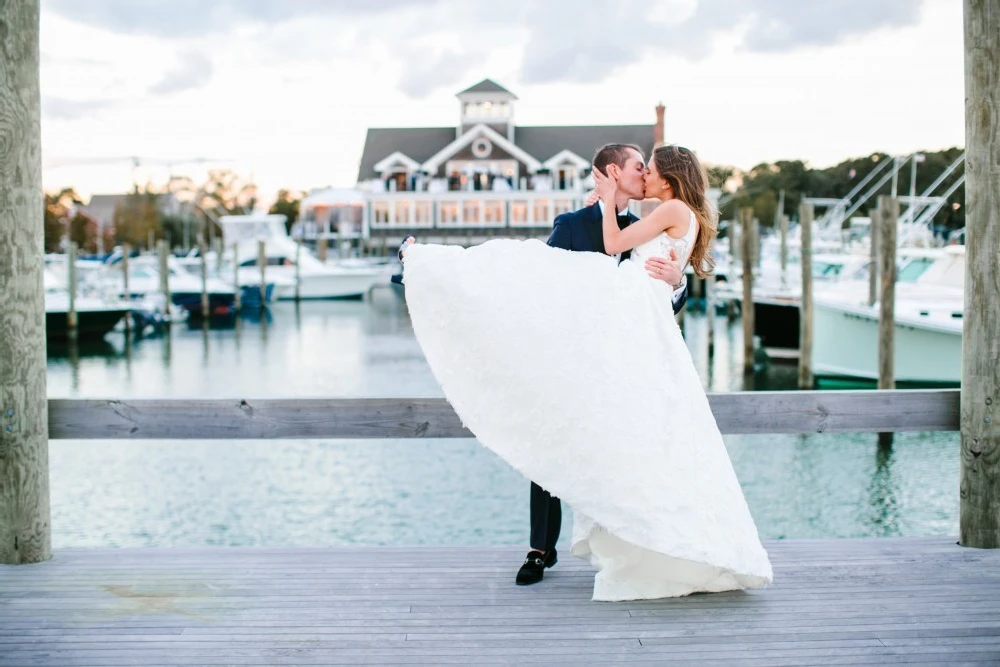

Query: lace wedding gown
[[403, 212, 772, 601]]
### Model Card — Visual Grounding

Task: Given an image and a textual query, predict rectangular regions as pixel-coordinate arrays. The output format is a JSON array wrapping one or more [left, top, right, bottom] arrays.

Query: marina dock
[[3, 538, 1000, 665]]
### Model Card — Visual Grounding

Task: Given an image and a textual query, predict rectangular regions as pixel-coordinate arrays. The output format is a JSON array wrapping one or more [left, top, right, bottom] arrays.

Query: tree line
[[43, 170, 303, 255], [707, 147, 965, 233], [44, 148, 967, 253]]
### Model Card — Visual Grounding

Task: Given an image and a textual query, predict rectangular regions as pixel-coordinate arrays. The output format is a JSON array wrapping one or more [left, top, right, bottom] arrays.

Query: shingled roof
[[457, 78, 516, 96], [513, 124, 654, 164], [356, 123, 654, 182], [356, 127, 458, 183]]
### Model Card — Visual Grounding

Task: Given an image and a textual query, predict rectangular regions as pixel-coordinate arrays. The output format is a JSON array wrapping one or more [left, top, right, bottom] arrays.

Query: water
[[45, 294, 959, 549]]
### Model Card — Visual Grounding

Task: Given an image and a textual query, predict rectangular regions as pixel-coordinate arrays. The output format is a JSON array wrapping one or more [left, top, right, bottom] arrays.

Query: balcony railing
[[365, 191, 588, 230]]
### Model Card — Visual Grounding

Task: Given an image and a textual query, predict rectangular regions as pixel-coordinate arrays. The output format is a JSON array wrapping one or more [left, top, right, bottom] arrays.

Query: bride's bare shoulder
[[651, 199, 692, 232]]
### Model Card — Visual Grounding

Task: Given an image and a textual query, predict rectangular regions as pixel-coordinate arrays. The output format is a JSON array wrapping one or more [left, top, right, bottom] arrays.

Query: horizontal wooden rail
[[47, 389, 960, 440]]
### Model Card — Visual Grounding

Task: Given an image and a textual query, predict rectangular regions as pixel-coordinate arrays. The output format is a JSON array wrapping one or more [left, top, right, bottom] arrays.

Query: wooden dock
[[2, 537, 1000, 665]]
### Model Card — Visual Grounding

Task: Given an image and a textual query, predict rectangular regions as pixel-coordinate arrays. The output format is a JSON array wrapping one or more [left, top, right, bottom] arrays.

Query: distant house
[[352, 79, 664, 245]]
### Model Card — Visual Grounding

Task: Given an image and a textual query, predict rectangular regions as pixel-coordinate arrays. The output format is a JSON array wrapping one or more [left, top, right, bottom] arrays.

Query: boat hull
[[813, 299, 962, 384], [46, 309, 128, 340]]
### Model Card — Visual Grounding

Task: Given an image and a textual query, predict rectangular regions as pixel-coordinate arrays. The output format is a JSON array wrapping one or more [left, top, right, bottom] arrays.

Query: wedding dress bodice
[[630, 209, 699, 273]]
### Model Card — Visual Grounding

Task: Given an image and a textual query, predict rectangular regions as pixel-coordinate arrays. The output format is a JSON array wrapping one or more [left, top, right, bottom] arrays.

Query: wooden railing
[[47, 389, 960, 440]]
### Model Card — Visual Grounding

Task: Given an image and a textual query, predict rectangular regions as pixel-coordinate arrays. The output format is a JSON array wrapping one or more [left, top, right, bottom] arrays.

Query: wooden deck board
[[2, 538, 999, 666]]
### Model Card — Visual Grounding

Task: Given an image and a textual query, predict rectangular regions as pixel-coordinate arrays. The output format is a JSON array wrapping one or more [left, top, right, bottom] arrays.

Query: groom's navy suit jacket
[[546, 202, 688, 314]]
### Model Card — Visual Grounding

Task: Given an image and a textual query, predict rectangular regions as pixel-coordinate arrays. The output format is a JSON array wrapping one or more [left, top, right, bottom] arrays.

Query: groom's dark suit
[[529, 202, 688, 554]]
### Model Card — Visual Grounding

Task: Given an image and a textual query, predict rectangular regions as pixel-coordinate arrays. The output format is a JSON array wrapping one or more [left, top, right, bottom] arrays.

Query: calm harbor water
[[46, 292, 958, 549]]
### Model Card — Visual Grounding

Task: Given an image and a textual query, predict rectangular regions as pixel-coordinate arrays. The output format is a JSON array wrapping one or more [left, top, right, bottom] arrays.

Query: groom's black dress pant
[[530, 482, 561, 553]]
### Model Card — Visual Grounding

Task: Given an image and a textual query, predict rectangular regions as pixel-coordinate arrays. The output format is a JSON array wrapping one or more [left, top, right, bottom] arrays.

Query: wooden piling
[[199, 241, 209, 319], [877, 195, 899, 448], [779, 213, 789, 286], [232, 243, 241, 312], [0, 0, 51, 564], [318, 236, 327, 263], [258, 240, 267, 308], [798, 202, 815, 389], [294, 240, 301, 303], [147, 230, 154, 255], [705, 269, 716, 358], [960, 0, 1000, 549], [122, 244, 132, 334], [67, 242, 78, 334], [868, 208, 880, 307], [157, 240, 170, 321], [740, 207, 755, 374]]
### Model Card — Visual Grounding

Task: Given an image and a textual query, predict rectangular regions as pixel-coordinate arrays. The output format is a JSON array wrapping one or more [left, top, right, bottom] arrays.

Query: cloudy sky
[[39, 0, 964, 203]]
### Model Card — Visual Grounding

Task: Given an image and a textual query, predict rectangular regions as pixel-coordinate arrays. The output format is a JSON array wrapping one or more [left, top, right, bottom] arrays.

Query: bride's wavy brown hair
[[652, 145, 718, 277]]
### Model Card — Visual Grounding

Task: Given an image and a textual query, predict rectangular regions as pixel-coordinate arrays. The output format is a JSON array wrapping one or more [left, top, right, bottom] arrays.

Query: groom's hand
[[645, 249, 683, 288]]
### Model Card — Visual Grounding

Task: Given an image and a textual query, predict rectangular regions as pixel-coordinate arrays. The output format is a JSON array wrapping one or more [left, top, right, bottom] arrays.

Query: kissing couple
[[401, 143, 772, 601]]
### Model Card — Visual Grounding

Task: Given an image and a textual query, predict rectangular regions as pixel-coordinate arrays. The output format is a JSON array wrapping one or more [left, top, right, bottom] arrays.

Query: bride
[[402, 145, 772, 601]]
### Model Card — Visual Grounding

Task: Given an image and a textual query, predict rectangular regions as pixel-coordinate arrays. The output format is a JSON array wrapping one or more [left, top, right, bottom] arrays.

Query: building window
[[374, 202, 390, 224], [415, 201, 432, 225], [484, 201, 504, 224], [463, 200, 481, 224], [553, 199, 574, 216], [395, 201, 411, 225], [510, 202, 528, 226], [439, 202, 459, 226], [533, 199, 550, 224]]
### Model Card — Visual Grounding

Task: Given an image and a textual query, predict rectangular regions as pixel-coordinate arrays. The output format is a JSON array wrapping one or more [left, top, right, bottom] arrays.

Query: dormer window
[[464, 101, 511, 120]]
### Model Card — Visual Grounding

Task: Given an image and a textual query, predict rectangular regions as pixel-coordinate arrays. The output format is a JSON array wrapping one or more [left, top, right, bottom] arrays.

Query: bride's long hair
[[652, 145, 718, 278]]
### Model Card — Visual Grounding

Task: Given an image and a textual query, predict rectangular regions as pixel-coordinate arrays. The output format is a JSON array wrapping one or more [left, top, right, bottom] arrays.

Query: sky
[[38, 0, 965, 204]]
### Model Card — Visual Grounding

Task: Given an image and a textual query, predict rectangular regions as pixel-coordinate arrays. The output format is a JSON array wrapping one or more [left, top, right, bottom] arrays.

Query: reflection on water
[[46, 292, 959, 548]]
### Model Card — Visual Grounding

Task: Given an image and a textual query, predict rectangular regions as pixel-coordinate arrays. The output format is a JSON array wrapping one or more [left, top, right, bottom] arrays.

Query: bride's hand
[[592, 168, 618, 204], [583, 189, 600, 207]]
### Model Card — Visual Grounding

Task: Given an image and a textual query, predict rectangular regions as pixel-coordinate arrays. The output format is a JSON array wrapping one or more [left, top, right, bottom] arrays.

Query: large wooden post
[[0, 0, 51, 564], [199, 241, 209, 319], [877, 195, 898, 449], [798, 202, 814, 389], [740, 207, 755, 374], [67, 242, 78, 334], [877, 195, 898, 393], [779, 213, 789, 288], [960, 0, 1000, 549], [157, 240, 171, 321]]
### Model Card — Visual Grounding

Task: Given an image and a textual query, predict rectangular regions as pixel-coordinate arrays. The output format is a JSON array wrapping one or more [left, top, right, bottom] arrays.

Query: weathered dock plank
[[1, 538, 999, 665]]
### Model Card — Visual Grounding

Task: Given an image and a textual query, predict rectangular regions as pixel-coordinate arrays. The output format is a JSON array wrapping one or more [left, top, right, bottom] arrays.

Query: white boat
[[43, 269, 131, 340], [218, 214, 389, 300], [812, 245, 964, 384], [99, 254, 237, 317]]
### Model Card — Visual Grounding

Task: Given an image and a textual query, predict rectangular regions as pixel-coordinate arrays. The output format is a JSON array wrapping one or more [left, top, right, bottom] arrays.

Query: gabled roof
[[422, 124, 541, 174], [457, 78, 516, 97], [355, 123, 655, 182], [373, 151, 421, 174], [356, 127, 458, 183]]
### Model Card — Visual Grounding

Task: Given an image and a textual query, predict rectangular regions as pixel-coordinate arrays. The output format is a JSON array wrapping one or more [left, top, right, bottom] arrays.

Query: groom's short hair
[[593, 143, 644, 176]]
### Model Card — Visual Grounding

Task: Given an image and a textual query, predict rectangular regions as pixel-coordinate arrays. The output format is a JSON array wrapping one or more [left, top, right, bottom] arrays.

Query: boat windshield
[[897, 257, 935, 283]]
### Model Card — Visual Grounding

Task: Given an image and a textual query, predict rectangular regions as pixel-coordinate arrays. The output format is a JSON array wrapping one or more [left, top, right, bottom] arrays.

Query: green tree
[[112, 188, 161, 249], [68, 212, 99, 254], [43, 187, 82, 253], [269, 189, 303, 234]]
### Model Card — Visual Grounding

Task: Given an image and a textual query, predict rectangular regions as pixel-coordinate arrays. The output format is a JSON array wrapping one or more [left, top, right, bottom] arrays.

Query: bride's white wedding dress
[[403, 210, 772, 601]]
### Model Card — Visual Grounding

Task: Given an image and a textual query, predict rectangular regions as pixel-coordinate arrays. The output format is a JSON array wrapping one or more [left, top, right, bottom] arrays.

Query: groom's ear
[[605, 163, 621, 179]]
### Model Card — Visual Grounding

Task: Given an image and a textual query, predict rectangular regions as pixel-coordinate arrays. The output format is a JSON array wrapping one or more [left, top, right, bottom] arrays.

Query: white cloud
[[148, 52, 213, 96], [36, 0, 963, 202]]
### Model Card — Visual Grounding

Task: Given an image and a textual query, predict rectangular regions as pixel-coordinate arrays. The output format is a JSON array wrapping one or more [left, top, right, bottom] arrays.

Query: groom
[[515, 142, 688, 586]]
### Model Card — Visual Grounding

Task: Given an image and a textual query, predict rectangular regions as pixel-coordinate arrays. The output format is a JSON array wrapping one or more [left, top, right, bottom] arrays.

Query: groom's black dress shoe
[[515, 549, 557, 585]]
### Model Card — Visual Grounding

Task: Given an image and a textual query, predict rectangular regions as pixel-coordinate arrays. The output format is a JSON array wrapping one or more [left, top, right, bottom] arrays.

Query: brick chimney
[[654, 101, 665, 147]]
